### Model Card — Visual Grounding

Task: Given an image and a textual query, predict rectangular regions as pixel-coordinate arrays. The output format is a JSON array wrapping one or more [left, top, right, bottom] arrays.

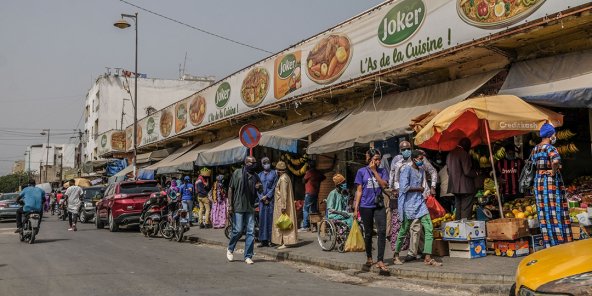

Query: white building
[[83, 72, 214, 161], [25, 143, 77, 181]]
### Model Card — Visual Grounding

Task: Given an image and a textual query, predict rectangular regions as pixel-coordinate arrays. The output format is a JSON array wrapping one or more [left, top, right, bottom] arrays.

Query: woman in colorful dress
[[210, 174, 228, 229], [531, 123, 572, 248]]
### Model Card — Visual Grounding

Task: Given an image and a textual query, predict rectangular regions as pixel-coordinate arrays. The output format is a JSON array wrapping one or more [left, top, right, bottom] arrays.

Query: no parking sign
[[239, 124, 261, 155]]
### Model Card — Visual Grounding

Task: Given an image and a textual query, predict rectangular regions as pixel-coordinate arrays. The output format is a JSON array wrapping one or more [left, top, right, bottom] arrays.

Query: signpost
[[239, 124, 261, 156]]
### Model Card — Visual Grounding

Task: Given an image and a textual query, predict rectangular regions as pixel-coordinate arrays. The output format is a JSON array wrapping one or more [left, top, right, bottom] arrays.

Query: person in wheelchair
[[15, 179, 45, 233], [326, 173, 353, 228]]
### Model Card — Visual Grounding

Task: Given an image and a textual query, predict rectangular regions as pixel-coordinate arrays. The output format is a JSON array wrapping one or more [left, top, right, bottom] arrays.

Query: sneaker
[[297, 228, 309, 233], [245, 258, 254, 265], [277, 245, 287, 250], [68, 228, 74, 231], [226, 250, 234, 262]]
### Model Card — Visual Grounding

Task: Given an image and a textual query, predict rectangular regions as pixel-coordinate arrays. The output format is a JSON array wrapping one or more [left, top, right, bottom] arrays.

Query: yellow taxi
[[511, 238, 592, 295]]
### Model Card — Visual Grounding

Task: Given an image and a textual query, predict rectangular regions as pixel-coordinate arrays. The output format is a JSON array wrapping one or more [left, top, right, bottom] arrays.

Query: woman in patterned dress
[[210, 174, 228, 229], [531, 123, 572, 248]]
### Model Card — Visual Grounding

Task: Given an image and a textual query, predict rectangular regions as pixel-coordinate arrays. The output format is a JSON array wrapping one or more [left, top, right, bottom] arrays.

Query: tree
[[0, 172, 30, 193]]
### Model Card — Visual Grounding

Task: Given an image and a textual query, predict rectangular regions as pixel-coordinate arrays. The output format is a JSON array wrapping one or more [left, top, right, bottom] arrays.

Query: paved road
[[0, 217, 435, 296]]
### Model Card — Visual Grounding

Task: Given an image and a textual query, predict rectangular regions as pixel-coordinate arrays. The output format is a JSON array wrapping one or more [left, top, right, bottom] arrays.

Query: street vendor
[[496, 143, 524, 202]]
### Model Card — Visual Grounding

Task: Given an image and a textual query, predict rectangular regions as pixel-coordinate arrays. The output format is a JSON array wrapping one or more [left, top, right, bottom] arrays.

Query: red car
[[95, 180, 161, 232]]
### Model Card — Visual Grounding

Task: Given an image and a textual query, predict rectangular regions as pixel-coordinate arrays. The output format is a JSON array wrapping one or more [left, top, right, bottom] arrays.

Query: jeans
[[228, 211, 255, 259], [182, 200, 194, 222], [359, 207, 387, 262], [16, 208, 43, 229], [302, 193, 318, 229], [68, 211, 79, 227]]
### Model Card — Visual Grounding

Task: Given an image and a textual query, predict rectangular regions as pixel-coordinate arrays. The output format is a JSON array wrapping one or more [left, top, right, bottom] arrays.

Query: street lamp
[[114, 13, 138, 178], [41, 129, 50, 183]]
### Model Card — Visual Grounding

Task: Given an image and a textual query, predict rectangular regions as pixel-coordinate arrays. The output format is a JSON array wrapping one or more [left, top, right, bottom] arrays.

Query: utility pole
[[78, 130, 83, 177], [59, 153, 63, 183], [39, 161, 42, 184]]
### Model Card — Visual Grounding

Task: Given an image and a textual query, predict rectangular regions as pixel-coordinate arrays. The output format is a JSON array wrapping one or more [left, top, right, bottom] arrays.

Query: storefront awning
[[141, 143, 198, 173], [499, 50, 592, 108], [136, 148, 176, 165], [306, 71, 499, 154], [157, 142, 221, 174], [114, 165, 134, 177], [195, 139, 247, 167], [258, 112, 349, 153]]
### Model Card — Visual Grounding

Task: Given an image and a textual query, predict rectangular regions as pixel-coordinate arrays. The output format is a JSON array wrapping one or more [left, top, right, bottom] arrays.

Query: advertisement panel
[[129, 0, 587, 149], [97, 130, 126, 156]]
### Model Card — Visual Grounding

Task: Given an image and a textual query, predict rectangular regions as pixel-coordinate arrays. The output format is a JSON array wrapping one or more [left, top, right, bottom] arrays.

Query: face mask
[[263, 164, 271, 171], [339, 183, 347, 190], [401, 149, 412, 159], [246, 163, 256, 173], [550, 136, 557, 145], [415, 160, 424, 167]]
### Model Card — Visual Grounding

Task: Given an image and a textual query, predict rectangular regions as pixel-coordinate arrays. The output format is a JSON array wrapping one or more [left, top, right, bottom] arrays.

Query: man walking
[[227, 156, 262, 265], [446, 138, 478, 220], [179, 176, 195, 226], [299, 161, 325, 232], [64, 179, 83, 231], [15, 179, 44, 233], [258, 157, 277, 247], [196, 168, 212, 228]]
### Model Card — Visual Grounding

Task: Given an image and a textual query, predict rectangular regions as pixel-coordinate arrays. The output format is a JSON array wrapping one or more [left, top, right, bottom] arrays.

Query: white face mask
[[550, 136, 557, 145]]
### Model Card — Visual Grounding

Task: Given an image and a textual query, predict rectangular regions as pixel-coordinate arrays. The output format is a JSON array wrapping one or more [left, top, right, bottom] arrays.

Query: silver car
[[0, 193, 20, 221]]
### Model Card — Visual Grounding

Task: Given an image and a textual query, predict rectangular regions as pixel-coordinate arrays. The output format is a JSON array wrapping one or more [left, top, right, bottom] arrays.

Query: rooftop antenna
[[179, 52, 188, 79]]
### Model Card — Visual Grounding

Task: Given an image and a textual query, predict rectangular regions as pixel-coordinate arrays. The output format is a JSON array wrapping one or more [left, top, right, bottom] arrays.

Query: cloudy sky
[[0, 0, 384, 175]]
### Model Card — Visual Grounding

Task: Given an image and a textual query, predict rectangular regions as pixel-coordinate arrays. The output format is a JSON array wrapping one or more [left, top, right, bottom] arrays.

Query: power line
[[119, 0, 273, 54], [0, 94, 83, 103]]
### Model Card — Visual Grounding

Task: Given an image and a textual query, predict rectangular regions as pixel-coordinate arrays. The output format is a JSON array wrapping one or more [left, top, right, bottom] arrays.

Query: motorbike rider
[[14, 179, 45, 233]]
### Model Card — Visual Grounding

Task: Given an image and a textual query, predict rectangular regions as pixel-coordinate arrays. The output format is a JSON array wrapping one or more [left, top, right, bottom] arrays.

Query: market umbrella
[[414, 95, 564, 217]]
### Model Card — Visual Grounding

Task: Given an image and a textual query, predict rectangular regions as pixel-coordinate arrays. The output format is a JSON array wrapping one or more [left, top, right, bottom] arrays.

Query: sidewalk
[[185, 227, 520, 287]]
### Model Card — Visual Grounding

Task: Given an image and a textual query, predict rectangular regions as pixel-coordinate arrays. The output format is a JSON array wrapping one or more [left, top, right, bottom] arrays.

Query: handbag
[[367, 168, 388, 208], [519, 150, 536, 193]]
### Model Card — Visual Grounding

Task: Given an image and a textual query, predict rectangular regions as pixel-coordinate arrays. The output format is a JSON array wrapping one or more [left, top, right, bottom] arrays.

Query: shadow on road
[[33, 238, 70, 244]]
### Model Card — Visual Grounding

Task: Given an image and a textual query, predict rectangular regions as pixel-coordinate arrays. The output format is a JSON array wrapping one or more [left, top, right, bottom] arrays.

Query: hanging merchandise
[[282, 153, 309, 166], [281, 153, 309, 176]]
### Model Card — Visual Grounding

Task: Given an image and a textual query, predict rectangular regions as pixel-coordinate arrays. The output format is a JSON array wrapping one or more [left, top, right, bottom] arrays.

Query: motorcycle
[[160, 195, 189, 242], [58, 200, 68, 221], [140, 194, 167, 238], [19, 212, 41, 244], [50, 201, 57, 216]]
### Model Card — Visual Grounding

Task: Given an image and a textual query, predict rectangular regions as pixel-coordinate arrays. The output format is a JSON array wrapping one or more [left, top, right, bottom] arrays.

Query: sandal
[[376, 262, 389, 272], [425, 259, 443, 267], [365, 258, 374, 267], [393, 256, 403, 265]]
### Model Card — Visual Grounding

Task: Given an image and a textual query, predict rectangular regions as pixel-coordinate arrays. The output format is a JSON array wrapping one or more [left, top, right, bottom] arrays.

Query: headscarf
[[539, 123, 556, 138]]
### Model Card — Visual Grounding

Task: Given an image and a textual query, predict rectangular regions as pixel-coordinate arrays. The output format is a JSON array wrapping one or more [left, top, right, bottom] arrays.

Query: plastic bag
[[344, 220, 365, 252], [275, 214, 293, 230], [426, 195, 446, 219]]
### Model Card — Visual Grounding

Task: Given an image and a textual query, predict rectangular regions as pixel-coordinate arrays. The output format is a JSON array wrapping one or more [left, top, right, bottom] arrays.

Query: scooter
[[58, 200, 68, 221], [140, 193, 167, 238], [160, 197, 189, 242]]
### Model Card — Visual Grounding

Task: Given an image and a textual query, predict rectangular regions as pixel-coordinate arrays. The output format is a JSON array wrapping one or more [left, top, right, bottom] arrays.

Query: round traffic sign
[[239, 124, 261, 149]]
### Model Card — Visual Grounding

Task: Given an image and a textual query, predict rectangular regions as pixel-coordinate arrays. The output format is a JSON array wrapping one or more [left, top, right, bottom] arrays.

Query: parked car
[[0, 193, 20, 221], [510, 238, 592, 295], [79, 185, 105, 223], [95, 180, 161, 232]]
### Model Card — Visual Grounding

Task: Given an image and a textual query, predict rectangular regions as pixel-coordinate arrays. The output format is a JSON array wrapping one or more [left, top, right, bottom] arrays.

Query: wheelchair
[[317, 210, 363, 253]]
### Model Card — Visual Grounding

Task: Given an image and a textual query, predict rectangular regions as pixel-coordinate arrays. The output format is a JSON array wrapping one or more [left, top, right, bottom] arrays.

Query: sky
[[0, 0, 384, 175]]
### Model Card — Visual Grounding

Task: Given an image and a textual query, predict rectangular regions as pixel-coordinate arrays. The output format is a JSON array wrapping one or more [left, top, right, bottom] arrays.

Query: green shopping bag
[[275, 214, 293, 230], [344, 220, 365, 252]]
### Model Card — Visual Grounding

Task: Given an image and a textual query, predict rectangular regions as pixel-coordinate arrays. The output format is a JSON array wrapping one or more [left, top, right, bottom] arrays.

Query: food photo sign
[[127, 0, 587, 149]]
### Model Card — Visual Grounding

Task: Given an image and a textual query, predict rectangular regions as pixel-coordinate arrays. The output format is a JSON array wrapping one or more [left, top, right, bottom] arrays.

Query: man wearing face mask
[[393, 150, 442, 267], [257, 157, 278, 247], [227, 156, 263, 264], [326, 173, 353, 228], [446, 137, 478, 220], [496, 143, 524, 202]]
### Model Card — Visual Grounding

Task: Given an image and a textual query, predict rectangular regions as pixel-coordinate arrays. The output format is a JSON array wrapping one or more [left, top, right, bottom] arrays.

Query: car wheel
[[95, 211, 104, 229], [509, 283, 516, 296], [108, 211, 119, 232]]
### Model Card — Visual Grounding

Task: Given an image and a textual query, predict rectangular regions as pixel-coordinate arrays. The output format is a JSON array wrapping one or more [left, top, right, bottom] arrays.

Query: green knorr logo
[[215, 82, 231, 108], [147, 117, 155, 135], [378, 0, 426, 46], [101, 134, 107, 147], [278, 54, 297, 79]]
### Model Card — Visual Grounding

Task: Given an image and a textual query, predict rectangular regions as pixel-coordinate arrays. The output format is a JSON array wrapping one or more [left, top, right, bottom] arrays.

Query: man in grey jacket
[[446, 138, 478, 220]]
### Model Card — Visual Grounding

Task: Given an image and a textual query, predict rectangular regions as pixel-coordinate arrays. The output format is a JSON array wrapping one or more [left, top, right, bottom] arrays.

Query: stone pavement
[[185, 226, 521, 288]]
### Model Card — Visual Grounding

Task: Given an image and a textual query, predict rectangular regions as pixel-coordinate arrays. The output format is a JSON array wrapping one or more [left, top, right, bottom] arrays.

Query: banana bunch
[[288, 162, 308, 177], [493, 147, 506, 161], [479, 156, 491, 168], [556, 129, 576, 141], [470, 149, 481, 162], [282, 153, 309, 166], [556, 143, 579, 155]]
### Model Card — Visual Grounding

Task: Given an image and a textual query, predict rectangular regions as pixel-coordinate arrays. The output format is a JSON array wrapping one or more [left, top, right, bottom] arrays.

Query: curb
[[186, 234, 514, 291]]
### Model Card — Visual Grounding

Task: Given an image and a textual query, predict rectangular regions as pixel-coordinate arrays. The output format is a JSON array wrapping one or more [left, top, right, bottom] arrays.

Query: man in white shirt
[[64, 179, 83, 231]]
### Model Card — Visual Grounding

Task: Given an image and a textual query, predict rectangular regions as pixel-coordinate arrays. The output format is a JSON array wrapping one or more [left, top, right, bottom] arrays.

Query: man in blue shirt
[[178, 176, 195, 226], [15, 179, 45, 233]]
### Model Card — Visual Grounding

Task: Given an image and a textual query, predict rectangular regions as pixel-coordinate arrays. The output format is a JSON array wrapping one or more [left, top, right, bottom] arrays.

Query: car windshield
[[83, 188, 103, 201], [120, 183, 160, 194], [0, 193, 18, 201]]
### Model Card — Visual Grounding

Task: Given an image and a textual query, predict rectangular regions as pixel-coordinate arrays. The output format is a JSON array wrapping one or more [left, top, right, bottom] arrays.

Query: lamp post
[[41, 129, 50, 183], [114, 13, 138, 178]]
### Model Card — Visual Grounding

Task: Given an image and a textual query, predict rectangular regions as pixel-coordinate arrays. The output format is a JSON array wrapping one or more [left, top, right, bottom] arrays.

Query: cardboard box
[[529, 234, 545, 253], [486, 218, 530, 240], [432, 239, 449, 257], [433, 230, 443, 239], [571, 223, 592, 240], [448, 239, 487, 259], [443, 220, 486, 241], [494, 239, 530, 258]]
